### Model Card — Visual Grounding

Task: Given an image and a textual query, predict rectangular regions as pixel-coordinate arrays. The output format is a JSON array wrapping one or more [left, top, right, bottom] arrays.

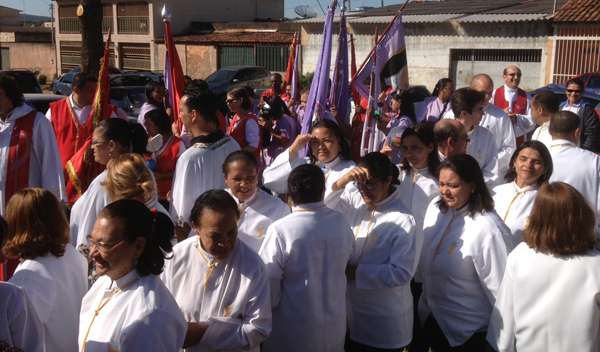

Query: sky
[[2, 0, 404, 18]]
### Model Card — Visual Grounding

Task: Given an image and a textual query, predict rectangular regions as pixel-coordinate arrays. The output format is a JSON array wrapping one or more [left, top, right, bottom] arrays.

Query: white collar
[[372, 186, 401, 209], [504, 84, 518, 93], [69, 94, 86, 110], [318, 156, 342, 170], [292, 201, 325, 212], [3, 104, 33, 123], [550, 139, 576, 148], [512, 181, 537, 193], [111, 269, 140, 290], [226, 188, 259, 208]]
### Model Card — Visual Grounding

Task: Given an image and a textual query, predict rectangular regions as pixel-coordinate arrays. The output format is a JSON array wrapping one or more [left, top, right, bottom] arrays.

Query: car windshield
[[206, 69, 236, 83]]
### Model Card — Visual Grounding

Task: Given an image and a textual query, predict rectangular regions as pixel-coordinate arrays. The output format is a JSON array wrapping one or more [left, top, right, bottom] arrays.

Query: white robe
[[0, 282, 44, 352], [338, 186, 418, 349], [548, 139, 600, 221], [170, 137, 240, 224], [227, 189, 290, 252], [479, 104, 516, 179], [531, 121, 552, 150], [161, 237, 272, 352], [70, 170, 170, 248], [9, 244, 87, 352], [492, 182, 538, 251], [0, 104, 65, 214], [259, 202, 354, 352], [418, 201, 509, 346], [487, 243, 600, 352], [467, 125, 500, 188], [79, 270, 186, 352], [262, 150, 355, 209], [397, 167, 438, 231]]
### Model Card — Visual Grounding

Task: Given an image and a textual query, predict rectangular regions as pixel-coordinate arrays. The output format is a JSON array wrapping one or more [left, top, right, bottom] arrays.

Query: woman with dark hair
[[488, 182, 600, 352], [334, 152, 417, 351], [263, 118, 355, 208], [397, 122, 440, 230], [380, 90, 416, 163], [259, 96, 299, 165], [162, 190, 271, 351], [79, 199, 185, 351], [144, 108, 185, 206], [137, 81, 166, 127], [0, 214, 44, 352], [227, 87, 261, 157], [419, 154, 510, 352], [223, 150, 289, 252], [493, 140, 552, 251], [5, 188, 87, 352], [417, 78, 454, 123]]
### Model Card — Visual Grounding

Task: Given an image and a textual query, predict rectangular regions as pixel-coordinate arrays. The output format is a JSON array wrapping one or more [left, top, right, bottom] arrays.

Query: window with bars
[[119, 43, 150, 71], [60, 41, 116, 73], [218, 45, 289, 72], [450, 49, 542, 63]]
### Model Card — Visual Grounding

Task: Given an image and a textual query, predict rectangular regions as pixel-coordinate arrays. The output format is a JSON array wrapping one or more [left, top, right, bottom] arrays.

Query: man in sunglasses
[[560, 78, 600, 153]]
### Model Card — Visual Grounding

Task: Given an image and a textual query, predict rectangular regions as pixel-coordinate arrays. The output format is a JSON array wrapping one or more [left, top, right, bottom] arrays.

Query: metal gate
[[0, 48, 9, 70], [59, 41, 116, 73], [552, 25, 600, 84], [219, 45, 289, 72], [119, 43, 150, 71]]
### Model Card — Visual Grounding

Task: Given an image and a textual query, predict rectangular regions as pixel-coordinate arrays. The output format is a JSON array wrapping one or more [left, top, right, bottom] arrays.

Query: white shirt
[[487, 243, 600, 352], [0, 282, 44, 352], [70, 170, 169, 248], [0, 104, 65, 214], [467, 125, 500, 188], [79, 270, 186, 352], [162, 237, 272, 352], [338, 186, 418, 349], [170, 136, 240, 224], [259, 202, 354, 352], [45, 94, 92, 125], [549, 139, 600, 221], [262, 150, 355, 209], [479, 104, 517, 179], [493, 182, 538, 251], [418, 201, 509, 346], [397, 167, 438, 231], [561, 100, 583, 115], [227, 189, 290, 252], [531, 121, 552, 150], [10, 244, 87, 352]]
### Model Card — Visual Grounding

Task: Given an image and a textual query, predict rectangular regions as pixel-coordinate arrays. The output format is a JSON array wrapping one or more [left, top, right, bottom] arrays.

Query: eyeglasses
[[357, 179, 380, 191], [506, 73, 521, 77], [91, 139, 107, 147], [566, 89, 581, 94], [86, 235, 124, 252], [226, 98, 238, 104]]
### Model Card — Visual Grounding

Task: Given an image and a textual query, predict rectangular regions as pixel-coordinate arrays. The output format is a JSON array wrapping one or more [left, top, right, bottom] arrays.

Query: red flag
[[350, 33, 360, 106], [285, 33, 298, 86], [64, 30, 112, 203], [163, 7, 185, 134]]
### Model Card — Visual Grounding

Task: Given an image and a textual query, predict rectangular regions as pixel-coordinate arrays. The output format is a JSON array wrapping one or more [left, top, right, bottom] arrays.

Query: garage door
[[450, 49, 542, 91]]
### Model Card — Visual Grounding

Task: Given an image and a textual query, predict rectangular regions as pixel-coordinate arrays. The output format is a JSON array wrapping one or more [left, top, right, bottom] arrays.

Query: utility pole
[[50, 2, 58, 77]]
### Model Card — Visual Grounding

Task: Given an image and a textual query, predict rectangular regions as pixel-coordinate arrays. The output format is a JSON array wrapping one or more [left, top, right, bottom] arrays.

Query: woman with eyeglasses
[[79, 199, 185, 352], [334, 152, 417, 351], [263, 118, 355, 209], [493, 141, 552, 252], [560, 78, 600, 153], [226, 87, 261, 158], [71, 152, 168, 251], [5, 188, 87, 352], [419, 154, 510, 351]]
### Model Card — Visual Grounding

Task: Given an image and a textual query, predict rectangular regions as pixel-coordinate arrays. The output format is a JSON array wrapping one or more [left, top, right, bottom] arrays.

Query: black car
[[1, 69, 42, 94], [206, 66, 272, 97]]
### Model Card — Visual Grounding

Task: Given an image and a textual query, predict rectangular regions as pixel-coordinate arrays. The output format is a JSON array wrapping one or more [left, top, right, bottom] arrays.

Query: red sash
[[1, 110, 36, 281], [227, 112, 261, 158], [155, 136, 182, 199], [493, 86, 528, 115]]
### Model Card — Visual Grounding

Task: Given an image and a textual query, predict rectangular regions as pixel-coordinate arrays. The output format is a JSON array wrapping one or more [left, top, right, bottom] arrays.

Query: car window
[[588, 75, 600, 89], [234, 69, 253, 82], [62, 73, 74, 84]]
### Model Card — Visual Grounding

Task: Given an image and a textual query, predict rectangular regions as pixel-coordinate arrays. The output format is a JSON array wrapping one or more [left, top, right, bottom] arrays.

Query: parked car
[[571, 73, 600, 95], [206, 66, 271, 97], [530, 84, 600, 108], [52, 66, 124, 96], [24, 93, 63, 114], [1, 69, 42, 94], [110, 85, 147, 120]]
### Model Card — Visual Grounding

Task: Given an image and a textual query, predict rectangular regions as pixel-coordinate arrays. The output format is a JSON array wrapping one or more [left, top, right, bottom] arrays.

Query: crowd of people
[[0, 62, 600, 352]]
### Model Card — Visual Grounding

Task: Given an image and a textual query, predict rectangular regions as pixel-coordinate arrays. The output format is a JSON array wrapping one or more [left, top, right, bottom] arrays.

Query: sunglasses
[[566, 89, 581, 94]]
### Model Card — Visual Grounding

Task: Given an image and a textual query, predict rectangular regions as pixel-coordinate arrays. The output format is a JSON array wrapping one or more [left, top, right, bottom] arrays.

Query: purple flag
[[290, 42, 301, 102], [300, 0, 338, 138], [329, 8, 351, 129]]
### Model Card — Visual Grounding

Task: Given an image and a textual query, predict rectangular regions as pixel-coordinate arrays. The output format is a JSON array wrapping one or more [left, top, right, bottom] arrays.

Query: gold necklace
[[81, 286, 122, 352]]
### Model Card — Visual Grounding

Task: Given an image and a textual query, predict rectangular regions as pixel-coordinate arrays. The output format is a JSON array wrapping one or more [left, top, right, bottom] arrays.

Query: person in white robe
[[418, 155, 509, 350], [162, 190, 272, 351], [0, 282, 44, 352], [71, 152, 169, 249], [263, 118, 354, 209], [450, 87, 500, 187], [223, 150, 289, 252], [530, 91, 560, 150], [259, 164, 354, 352], [488, 182, 600, 352], [79, 199, 185, 352], [334, 152, 418, 350], [547, 111, 600, 223], [170, 92, 240, 230], [492, 141, 553, 251], [4, 188, 87, 352], [0, 75, 65, 214]]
